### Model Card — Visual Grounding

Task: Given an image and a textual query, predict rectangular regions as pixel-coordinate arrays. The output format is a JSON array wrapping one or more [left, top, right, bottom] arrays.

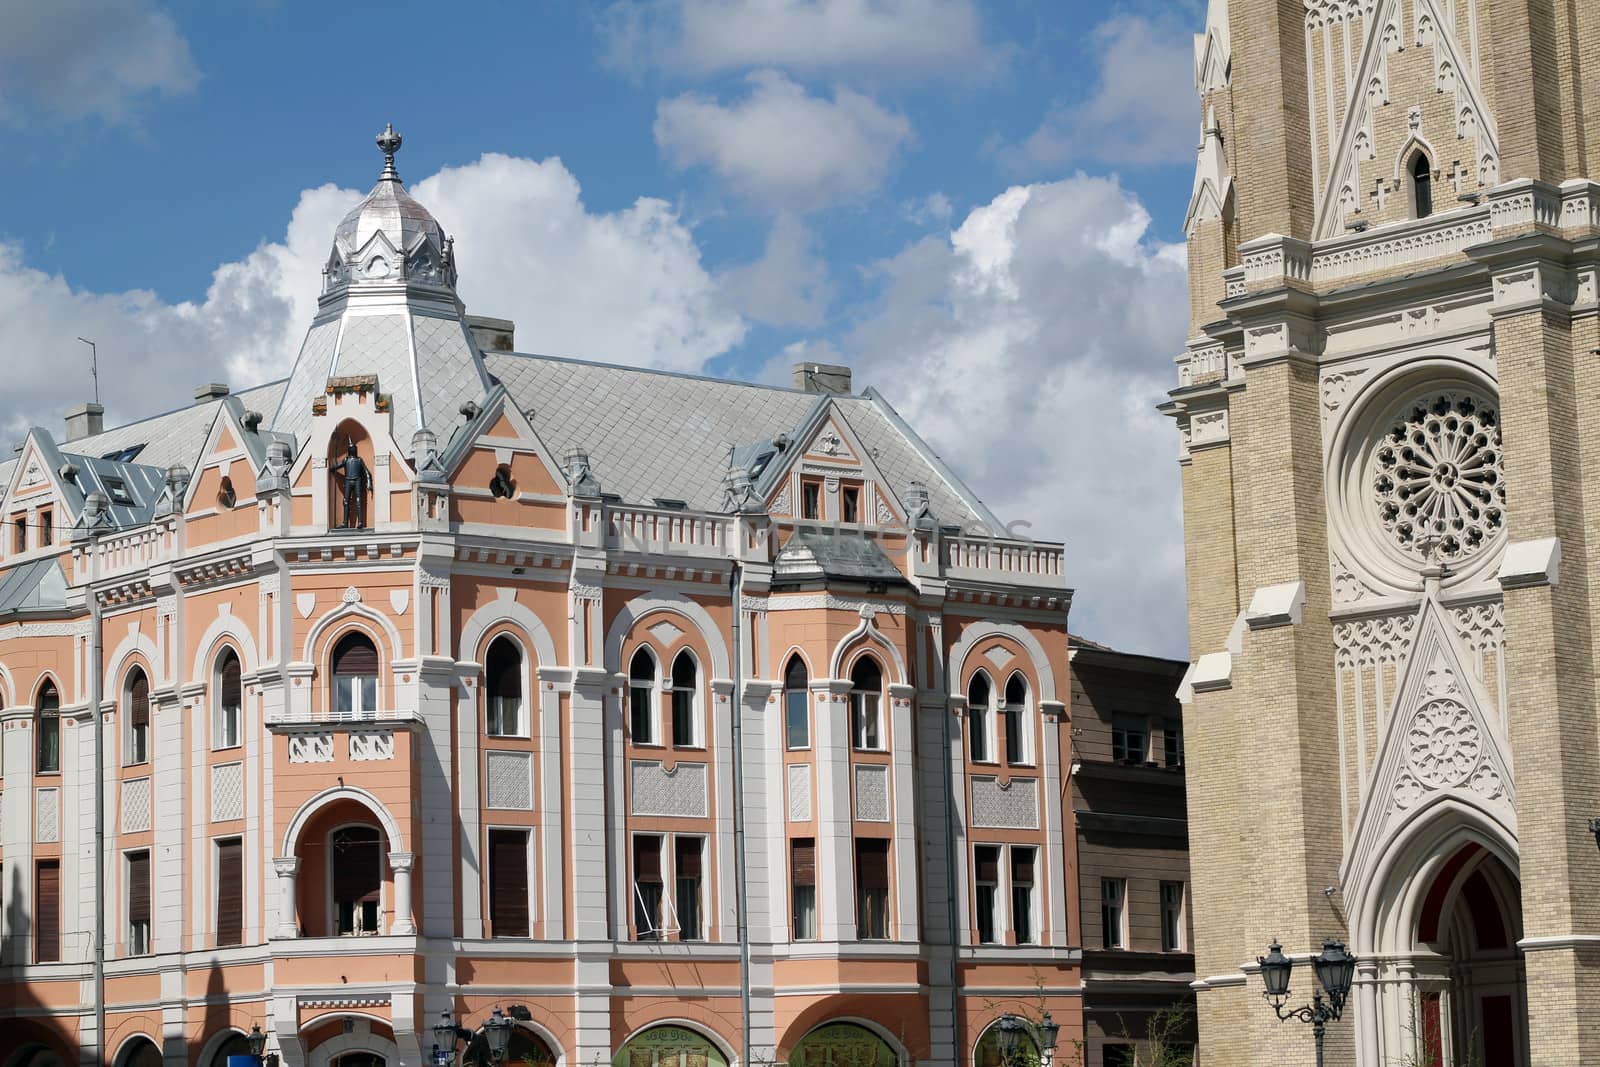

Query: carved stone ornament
[[342, 586, 361, 604], [1371, 390, 1504, 563], [1405, 698, 1480, 789]]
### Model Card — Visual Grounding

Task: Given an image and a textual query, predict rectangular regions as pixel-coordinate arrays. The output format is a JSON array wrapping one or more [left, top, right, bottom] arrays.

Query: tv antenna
[[77, 337, 99, 405]]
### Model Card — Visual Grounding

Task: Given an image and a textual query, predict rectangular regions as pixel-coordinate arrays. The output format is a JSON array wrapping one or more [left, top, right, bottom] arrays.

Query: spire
[[376, 122, 403, 183]]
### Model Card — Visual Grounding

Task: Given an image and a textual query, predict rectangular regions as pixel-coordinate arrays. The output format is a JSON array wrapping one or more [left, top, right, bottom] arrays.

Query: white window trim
[[968, 673, 997, 765], [484, 636, 532, 739], [326, 822, 386, 936], [213, 653, 243, 751], [851, 690, 886, 752], [974, 844, 1002, 945], [1102, 877, 1127, 950], [485, 824, 536, 936], [1161, 880, 1187, 952], [213, 835, 243, 945], [1002, 673, 1035, 767], [1010, 844, 1039, 946], [668, 649, 704, 749], [123, 670, 151, 768], [123, 847, 151, 957], [628, 649, 660, 747]]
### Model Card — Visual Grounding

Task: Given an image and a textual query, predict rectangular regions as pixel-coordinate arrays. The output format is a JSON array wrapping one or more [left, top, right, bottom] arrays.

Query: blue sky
[[0, 0, 1206, 656]]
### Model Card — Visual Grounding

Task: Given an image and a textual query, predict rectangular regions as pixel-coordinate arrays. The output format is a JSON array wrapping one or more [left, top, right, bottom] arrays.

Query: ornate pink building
[[0, 130, 1075, 1067]]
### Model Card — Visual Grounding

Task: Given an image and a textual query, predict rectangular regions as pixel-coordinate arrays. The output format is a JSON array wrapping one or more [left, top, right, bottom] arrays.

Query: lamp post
[[996, 1010, 1062, 1067], [1588, 816, 1600, 852], [1257, 938, 1358, 1067], [433, 1008, 515, 1066]]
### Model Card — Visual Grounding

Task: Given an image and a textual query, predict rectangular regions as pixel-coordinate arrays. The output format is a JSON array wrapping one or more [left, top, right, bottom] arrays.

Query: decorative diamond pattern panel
[[854, 764, 891, 822], [36, 787, 60, 843], [787, 763, 812, 822], [349, 729, 395, 761], [983, 646, 1015, 672], [647, 621, 684, 646], [630, 760, 708, 818], [120, 777, 152, 834], [486, 750, 534, 810], [969, 776, 1039, 830], [288, 733, 335, 764], [210, 762, 244, 822]]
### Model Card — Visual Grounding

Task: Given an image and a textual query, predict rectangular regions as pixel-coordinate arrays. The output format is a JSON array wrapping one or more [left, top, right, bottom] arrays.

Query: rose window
[[1405, 699, 1480, 789], [1371, 391, 1504, 562]]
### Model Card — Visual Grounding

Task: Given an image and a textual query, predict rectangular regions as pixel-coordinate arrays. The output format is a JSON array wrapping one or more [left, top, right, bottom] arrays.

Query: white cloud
[[0, 154, 743, 441], [840, 176, 1190, 656], [601, 0, 1005, 82], [0, 0, 199, 125], [720, 213, 833, 327], [1001, 15, 1196, 171], [655, 70, 912, 210]]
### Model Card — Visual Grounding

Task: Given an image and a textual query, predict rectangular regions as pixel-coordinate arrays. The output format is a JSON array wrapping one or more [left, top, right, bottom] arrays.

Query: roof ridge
[[68, 377, 289, 448], [487, 350, 847, 398]]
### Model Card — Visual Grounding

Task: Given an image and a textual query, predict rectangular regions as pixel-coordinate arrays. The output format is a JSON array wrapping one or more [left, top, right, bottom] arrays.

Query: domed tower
[[270, 125, 494, 457]]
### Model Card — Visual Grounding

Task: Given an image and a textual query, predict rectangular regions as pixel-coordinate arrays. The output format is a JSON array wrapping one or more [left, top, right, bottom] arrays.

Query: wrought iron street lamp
[[483, 1007, 513, 1063], [432, 1012, 474, 1066], [246, 1026, 267, 1058], [433, 1008, 515, 1066], [1257, 938, 1358, 1067], [1588, 816, 1600, 852], [996, 1010, 1062, 1067]]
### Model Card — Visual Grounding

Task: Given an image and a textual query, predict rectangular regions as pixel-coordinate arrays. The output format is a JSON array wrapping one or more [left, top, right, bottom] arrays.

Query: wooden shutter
[[634, 836, 662, 883], [1011, 848, 1035, 887], [791, 839, 816, 885], [36, 861, 60, 962], [489, 830, 530, 938], [130, 672, 150, 729], [216, 839, 243, 946], [974, 847, 999, 884], [856, 840, 889, 890], [220, 654, 242, 709], [128, 851, 151, 925], [332, 634, 378, 676]]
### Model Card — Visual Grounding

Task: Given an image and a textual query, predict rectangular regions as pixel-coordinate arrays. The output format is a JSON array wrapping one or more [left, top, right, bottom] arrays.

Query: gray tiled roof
[[0, 556, 67, 613]]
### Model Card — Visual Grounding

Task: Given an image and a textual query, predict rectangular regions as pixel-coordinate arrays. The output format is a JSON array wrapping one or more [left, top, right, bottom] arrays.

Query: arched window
[[331, 632, 379, 719], [206, 1034, 251, 1067], [331, 825, 383, 935], [611, 1025, 729, 1067], [967, 671, 993, 763], [791, 1022, 899, 1067], [36, 681, 60, 774], [124, 667, 151, 766], [1412, 152, 1434, 218], [670, 650, 699, 747], [485, 636, 524, 737], [1004, 672, 1031, 765], [850, 657, 884, 751], [215, 650, 242, 749], [784, 655, 810, 750], [118, 1038, 163, 1067], [975, 1022, 1041, 1067], [629, 648, 657, 745]]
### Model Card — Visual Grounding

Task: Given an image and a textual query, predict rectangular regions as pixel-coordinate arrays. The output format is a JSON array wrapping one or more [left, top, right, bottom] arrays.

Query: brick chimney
[[65, 402, 105, 442], [792, 361, 852, 395]]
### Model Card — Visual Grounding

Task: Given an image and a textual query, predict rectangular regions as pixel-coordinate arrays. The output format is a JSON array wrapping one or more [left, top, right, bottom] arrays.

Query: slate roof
[[776, 531, 909, 584], [0, 556, 67, 613]]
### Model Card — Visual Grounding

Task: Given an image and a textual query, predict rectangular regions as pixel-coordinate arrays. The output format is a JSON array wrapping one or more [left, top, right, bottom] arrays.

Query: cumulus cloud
[[655, 71, 912, 210], [999, 15, 1195, 171], [601, 0, 1005, 82], [719, 213, 833, 328], [839, 176, 1190, 656], [0, 0, 199, 125], [0, 155, 743, 440]]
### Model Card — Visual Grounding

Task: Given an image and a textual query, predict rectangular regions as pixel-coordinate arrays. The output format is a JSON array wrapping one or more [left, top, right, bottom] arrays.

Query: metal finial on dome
[[376, 123, 403, 181]]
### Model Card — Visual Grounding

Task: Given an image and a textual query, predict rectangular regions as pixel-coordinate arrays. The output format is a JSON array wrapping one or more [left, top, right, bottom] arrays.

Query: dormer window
[[39, 510, 52, 546], [1411, 152, 1434, 218], [842, 484, 861, 524], [103, 476, 134, 506]]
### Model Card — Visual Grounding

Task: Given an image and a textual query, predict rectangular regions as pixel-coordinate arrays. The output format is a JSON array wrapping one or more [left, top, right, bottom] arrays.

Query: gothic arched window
[[967, 671, 993, 763], [125, 667, 151, 766], [629, 647, 657, 745], [850, 657, 885, 751], [784, 655, 810, 750], [670, 650, 700, 747], [485, 636, 524, 737], [36, 681, 60, 774], [1411, 152, 1434, 218], [215, 650, 242, 749], [1004, 672, 1031, 766]]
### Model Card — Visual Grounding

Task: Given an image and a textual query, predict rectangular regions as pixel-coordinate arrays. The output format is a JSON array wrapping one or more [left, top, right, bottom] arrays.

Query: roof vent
[[459, 400, 481, 420], [792, 361, 852, 395], [772, 432, 791, 452], [466, 315, 515, 353], [64, 402, 105, 442], [194, 383, 230, 404], [57, 462, 80, 485], [653, 498, 688, 511], [242, 410, 264, 433]]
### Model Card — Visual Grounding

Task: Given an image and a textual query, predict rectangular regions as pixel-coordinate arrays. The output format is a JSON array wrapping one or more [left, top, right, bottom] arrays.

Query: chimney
[[466, 315, 515, 353], [792, 361, 852, 395], [65, 402, 105, 442], [194, 383, 230, 404]]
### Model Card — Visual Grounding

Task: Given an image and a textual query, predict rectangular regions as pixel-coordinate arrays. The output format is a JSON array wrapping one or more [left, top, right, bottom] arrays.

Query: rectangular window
[[217, 664, 242, 749], [1164, 722, 1185, 768], [103, 477, 135, 506], [36, 860, 60, 962], [333, 675, 378, 718], [1111, 717, 1147, 764], [785, 688, 810, 749], [633, 835, 664, 940], [629, 680, 656, 744], [1012, 847, 1036, 945], [37, 702, 60, 775], [1101, 878, 1125, 950], [974, 845, 1000, 944], [13, 516, 25, 554], [38, 510, 51, 546], [1004, 702, 1027, 765], [675, 836, 704, 941], [841, 484, 860, 523], [127, 850, 151, 955], [1161, 880, 1185, 952], [215, 838, 243, 947], [851, 691, 883, 751], [487, 693, 521, 737], [801, 480, 821, 520], [791, 838, 817, 940], [969, 703, 990, 763], [671, 687, 695, 747], [489, 829, 531, 938], [855, 839, 890, 940]]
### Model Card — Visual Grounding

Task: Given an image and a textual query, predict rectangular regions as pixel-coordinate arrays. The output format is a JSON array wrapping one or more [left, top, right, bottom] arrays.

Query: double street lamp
[[1257, 938, 1358, 1067], [996, 1010, 1062, 1067], [433, 1007, 514, 1065], [245, 1025, 278, 1067]]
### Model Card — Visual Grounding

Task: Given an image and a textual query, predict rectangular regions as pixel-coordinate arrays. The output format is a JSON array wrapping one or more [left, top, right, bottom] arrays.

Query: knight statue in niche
[[332, 440, 373, 529]]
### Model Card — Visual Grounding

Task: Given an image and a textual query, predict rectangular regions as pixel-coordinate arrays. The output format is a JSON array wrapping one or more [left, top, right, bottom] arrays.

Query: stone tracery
[[1370, 390, 1504, 563]]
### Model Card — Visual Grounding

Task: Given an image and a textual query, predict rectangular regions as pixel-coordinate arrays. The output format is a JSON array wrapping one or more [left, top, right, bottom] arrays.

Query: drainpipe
[[940, 644, 961, 1056], [91, 587, 106, 1061], [729, 561, 752, 1066]]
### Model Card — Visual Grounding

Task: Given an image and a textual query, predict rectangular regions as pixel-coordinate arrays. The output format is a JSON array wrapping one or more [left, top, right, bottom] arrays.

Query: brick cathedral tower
[[1165, 1, 1600, 1063]]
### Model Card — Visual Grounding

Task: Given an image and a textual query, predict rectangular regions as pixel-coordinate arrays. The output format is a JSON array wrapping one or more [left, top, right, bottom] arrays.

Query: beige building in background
[[1164, 1, 1600, 1064]]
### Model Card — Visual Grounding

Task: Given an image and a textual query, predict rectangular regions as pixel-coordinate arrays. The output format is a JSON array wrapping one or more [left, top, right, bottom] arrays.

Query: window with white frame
[[1111, 716, 1147, 764], [1161, 880, 1185, 951], [674, 835, 705, 941], [1003, 672, 1031, 765], [629, 647, 657, 745], [1163, 721, 1185, 768], [1101, 877, 1126, 950], [632, 832, 704, 942], [784, 655, 810, 750], [849, 657, 885, 751], [331, 632, 379, 719], [35, 682, 60, 774], [974, 844, 1000, 944], [125, 667, 151, 766], [791, 837, 817, 940], [126, 849, 151, 955], [1011, 847, 1037, 945], [215, 649, 242, 749], [966, 671, 993, 763], [670, 650, 699, 747], [633, 833, 665, 940], [485, 636, 525, 737]]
